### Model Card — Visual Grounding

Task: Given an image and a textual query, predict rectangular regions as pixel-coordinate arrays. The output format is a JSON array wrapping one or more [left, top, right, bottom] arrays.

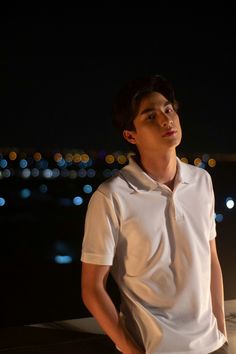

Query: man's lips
[[162, 129, 177, 137]]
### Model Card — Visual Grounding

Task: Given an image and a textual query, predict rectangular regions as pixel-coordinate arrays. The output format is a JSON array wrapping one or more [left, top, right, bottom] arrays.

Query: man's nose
[[159, 112, 173, 127]]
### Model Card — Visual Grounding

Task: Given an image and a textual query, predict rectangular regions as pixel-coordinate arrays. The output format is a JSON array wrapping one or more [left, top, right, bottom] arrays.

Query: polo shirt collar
[[120, 155, 194, 192]]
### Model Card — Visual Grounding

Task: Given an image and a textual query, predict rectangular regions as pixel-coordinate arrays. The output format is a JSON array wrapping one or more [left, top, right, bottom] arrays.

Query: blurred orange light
[[180, 157, 188, 164], [81, 153, 90, 163], [194, 158, 202, 166], [9, 151, 17, 161], [208, 158, 216, 168], [33, 152, 42, 161], [117, 155, 127, 164], [73, 153, 81, 163], [65, 153, 73, 162], [105, 154, 115, 164], [54, 153, 63, 162]]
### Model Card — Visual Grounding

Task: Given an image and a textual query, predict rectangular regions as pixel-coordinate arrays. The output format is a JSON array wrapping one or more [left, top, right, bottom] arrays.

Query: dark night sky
[[1, 5, 236, 153]]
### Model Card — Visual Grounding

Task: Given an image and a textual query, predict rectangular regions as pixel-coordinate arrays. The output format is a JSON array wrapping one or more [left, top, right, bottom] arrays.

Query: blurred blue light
[[43, 169, 53, 178], [215, 214, 224, 223], [31, 168, 40, 177], [199, 161, 206, 169], [83, 184, 93, 194], [39, 184, 48, 193], [73, 196, 83, 206], [202, 153, 210, 162], [78, 168, 87, 178], [79, 159, 93, 168], [57, 158, 66, 167], [52, 168, 60, 178], [103, 169, 112, 178], [54, 255, 72, 264], [87, 168, 96, 178], [19, 159, 28, 168], [0, 197, 6, 206], [20, 188, 31, 199], [0, 159, 8, 168]]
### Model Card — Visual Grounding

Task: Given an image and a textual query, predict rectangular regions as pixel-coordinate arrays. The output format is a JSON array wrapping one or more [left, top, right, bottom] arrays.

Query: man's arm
[[81, 262, 144, 354], [210, 238, 227, 338]]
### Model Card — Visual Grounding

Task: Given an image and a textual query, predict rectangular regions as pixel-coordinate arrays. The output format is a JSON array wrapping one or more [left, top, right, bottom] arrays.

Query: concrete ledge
[[1, 300, 235, 353], [28, 316, 104, 334]]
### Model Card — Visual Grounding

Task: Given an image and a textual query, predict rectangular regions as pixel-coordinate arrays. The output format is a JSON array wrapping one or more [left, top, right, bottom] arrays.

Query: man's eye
[[165, 106, 174, 113], [147, 113, 155, 120]]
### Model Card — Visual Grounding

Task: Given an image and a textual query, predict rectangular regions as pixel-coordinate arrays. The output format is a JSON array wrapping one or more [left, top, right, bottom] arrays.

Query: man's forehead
[[138, 92, 170, 112]]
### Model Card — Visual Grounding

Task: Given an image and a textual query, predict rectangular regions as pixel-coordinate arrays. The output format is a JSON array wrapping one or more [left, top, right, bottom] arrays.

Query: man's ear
[[123, 130, 137, 145]]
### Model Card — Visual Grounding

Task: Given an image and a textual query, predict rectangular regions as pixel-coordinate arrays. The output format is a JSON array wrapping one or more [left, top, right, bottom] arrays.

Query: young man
[[81, 75, 228, 353]]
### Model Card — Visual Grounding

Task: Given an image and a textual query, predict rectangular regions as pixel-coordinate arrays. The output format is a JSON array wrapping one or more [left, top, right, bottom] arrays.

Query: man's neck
[[137, 150, 177, 190]]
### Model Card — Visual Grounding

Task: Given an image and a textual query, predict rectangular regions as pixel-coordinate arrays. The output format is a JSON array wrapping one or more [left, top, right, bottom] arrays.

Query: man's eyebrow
[[139, 100, 172, 115]]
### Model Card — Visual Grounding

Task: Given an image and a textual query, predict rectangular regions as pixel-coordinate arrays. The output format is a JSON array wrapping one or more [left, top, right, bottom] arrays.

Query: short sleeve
[[80, 189, 119, 265]]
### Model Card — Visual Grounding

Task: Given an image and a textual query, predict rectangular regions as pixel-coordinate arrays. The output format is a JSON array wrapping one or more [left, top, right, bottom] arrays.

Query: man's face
[[123, 92, 182, 155]]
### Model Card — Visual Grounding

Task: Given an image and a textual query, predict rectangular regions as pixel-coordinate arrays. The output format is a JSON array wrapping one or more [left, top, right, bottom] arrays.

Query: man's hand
[[123, 346, 145, 354], [82, 263, 145, 353]]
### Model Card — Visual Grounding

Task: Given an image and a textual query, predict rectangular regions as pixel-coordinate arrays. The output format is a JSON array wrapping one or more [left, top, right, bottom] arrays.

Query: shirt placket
[[159, 184, 184, 223]]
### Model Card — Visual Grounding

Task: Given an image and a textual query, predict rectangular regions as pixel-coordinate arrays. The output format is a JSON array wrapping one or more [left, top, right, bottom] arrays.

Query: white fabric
[[81, 156, 227, 353]]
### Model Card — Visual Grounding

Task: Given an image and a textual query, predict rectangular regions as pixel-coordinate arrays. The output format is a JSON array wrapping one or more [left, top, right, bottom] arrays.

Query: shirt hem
[[148, 336, 227, 354]]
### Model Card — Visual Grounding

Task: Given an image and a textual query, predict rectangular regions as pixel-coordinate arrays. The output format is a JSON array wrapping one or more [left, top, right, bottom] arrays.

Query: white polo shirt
[[81, 156, 227, 354]]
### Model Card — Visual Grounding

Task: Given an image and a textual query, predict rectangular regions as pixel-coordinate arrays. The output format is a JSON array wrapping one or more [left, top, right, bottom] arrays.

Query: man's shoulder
[[182, 161, 209, 175], [96, 168, 131, 198], [179, 159, 212, 183]]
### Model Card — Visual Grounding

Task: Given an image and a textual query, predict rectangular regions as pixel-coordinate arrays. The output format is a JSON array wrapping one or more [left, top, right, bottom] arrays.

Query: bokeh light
[[87, 168, 96, 178], [105, 154, 115, 164], [19, 159, 28, 168], [81, 153, 90, 163], [180, 157, 188, 164], [22, 168, 31, 178], [0, 159, 8, 168], [208, 158, 216, 168], [0, 197, 6, 206], [215, 213, 224, 222], [194, 158, 202, 167], [20, 188, 31, 199], [117, 155, 127, 164], [83, 184, 93, 194], [9, 151, 17, 161], [54, 153, 63, 162], [73, 153, 81, 163], [78, 168, 87, 178], [73, 196, 83, 206], [33, 152, 42, 161], [39, 184, 48, 193], [54, 255, 73, 264], [226, 197, 234, 209]]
